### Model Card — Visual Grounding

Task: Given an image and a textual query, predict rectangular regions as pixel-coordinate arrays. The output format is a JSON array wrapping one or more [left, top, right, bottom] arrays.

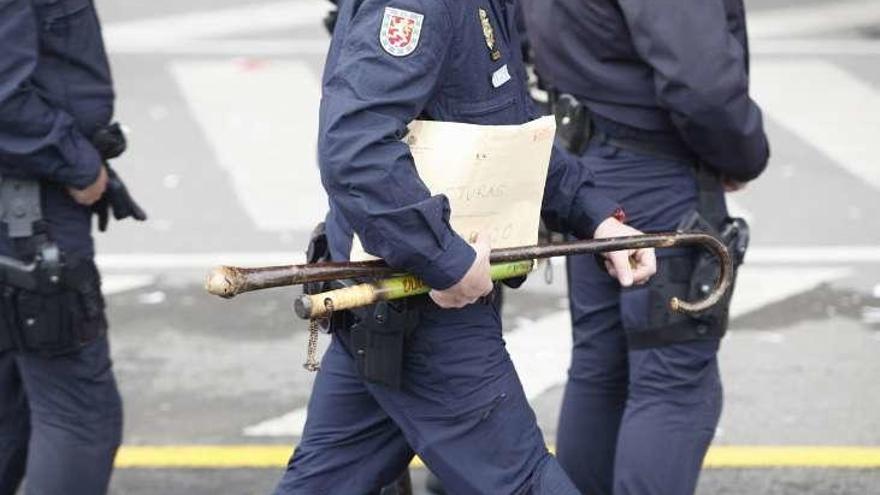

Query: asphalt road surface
[[39, 0, 880, 493]]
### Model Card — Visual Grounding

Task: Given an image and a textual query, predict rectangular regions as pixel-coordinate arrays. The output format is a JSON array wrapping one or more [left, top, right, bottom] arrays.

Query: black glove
[[89, 124, 148, 232], [91, 194, 111, 232], [90, 166, 148, 232]]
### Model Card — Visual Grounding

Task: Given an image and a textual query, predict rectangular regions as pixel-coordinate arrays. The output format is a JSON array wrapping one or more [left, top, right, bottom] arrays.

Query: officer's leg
[[614, 340, 722, 495], [0, 351, 29, 495], [556, 253, 627, 495], [274, 336, 414, 495], [17, 336, 123, 495], [367, 303, 579, 495], [609, 152, 719, 494]]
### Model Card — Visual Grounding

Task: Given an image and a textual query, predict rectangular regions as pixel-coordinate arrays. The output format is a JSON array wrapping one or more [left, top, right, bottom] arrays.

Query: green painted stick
[[294, 260, 535, 319]]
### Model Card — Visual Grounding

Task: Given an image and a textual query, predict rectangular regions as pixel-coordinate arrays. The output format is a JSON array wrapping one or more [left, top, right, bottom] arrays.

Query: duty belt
[[551, 92, 697, 164], [0, 174, 64, 292]]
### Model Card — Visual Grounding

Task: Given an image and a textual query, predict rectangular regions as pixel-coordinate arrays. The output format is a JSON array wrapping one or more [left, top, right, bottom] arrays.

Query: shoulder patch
[[379, 7, 425, 57]]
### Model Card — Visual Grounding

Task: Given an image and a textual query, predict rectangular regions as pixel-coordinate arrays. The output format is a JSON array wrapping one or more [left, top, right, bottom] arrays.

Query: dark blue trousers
[[275, 301, 578, 495], [0, 337, 122, 495], [557, 140, 724, 495]]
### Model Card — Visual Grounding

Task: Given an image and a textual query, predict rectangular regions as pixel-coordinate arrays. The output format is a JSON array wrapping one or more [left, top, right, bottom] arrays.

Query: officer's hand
[[68, 166, 108, 206], [430, 232, 494, 309], [722, 177, 747, 192], [593, 217, 657, 287]]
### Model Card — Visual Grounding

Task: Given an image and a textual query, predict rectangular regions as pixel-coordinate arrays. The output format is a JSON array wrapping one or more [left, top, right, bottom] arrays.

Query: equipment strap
[[0, 175, 43, 239]]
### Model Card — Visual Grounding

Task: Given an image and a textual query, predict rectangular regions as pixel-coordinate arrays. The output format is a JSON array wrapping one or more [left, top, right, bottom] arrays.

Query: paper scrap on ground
[[351, 116, 556, 261]]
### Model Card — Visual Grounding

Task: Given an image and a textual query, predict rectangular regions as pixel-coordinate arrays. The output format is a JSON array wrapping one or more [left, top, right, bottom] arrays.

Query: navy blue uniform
[[521, 0, 769, 494], [523, 0, 768, 181], [275, 0, 621, 493], [0, 1, 122, 493]]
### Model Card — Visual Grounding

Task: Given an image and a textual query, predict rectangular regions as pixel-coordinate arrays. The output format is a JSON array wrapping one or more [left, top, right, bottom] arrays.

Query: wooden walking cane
[[206, 232, 733, 371], [206, 231, 734, 318]]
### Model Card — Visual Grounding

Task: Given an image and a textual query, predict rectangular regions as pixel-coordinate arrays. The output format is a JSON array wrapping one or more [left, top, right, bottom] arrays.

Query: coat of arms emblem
[[380, 7, 424, 57]]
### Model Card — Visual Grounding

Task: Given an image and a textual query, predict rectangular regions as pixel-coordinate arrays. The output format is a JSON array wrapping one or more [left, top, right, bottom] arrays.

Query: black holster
[[1, 260, 107, 356], [0, 287, 15, 352], [552, 93, 592, 156], [625, 166, 749, 349], [303, 221, 421, 389], [348, 299, 420, 389]]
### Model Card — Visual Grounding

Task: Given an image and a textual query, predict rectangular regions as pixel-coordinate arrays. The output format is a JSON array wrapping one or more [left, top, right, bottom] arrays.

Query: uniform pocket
[[451, 96, 519, 125]]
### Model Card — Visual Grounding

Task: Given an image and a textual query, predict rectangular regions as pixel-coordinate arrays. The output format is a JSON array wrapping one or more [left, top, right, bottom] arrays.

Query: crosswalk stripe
[[96, 252, 306, 271], [105, 39, 330, 56], [752, 60, 880, 192], [752, 39, 880, 56], [92, 247, 880, 272], [748, 0, 880, 39], [102, 0, 327, 52], [170, 60, 326, 232]]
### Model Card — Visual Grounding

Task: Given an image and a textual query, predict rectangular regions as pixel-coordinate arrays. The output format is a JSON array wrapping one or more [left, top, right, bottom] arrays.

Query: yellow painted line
[[704, 446, 880, 469], [115, 446, 292, 469], [114, 445, 880, 470]]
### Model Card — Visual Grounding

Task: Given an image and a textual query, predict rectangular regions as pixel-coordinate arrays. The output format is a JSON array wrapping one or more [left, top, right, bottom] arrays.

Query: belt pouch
[[350, 300, 419, 389]]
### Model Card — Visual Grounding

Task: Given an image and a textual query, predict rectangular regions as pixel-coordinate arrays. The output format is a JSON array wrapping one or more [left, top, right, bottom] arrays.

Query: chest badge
[[380, 7, 425, 57], [478, 8, 502, 62]]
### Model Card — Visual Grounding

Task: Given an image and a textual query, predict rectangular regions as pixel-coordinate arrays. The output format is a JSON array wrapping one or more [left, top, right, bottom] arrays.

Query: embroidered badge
[[478, 8, 502, 62], [380, 7, 424, 57]]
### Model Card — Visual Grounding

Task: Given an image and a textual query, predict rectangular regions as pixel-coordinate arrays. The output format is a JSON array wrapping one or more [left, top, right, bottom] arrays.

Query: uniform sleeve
[[541, 143, 619, 238], [0, 0, 102, 188], [618, 0, 769, 181], [319, 0, 474, 290]]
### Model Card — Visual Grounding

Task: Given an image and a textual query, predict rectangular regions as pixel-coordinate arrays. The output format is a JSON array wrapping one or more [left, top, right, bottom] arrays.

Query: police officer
[[273, 0, 657, 493], [521, 0, 769, 493], [0, 0, 144, 493]]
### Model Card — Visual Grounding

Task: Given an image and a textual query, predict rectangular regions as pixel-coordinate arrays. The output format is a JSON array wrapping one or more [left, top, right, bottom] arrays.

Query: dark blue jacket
[[320, 0, 619, 290], [522, 0, 769, 181], [0, 0, 113, 261]]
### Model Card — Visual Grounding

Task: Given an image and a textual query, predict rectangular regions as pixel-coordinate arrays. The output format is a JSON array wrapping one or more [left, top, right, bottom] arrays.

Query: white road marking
[[505, 311, 573, 400], [102, 274, 156, 295], [244, 408, 308, 438], [729, 266, 852, 317], [746, 247, 880, 265], [748, 0, 880, 39], [752, 39, 880, 57], [91, 247, 880, 272], [171, 60, 326, 232], [102, 0, 327, 53], [752, 60, 880, 192], [105, 39, 331, 56], [97, 252, 305, 271], [243, 310, 574, 438]]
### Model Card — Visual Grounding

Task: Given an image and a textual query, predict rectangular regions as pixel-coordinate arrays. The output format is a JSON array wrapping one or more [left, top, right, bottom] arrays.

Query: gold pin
[[479, 8, 502, 62]]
